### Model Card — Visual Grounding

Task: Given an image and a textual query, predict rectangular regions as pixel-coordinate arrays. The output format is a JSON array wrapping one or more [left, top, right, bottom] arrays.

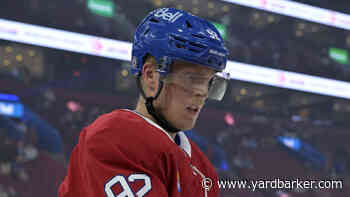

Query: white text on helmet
[[153, 8, 183, 23], [206, 29, 221, 41], [209, 49, 226, 57]]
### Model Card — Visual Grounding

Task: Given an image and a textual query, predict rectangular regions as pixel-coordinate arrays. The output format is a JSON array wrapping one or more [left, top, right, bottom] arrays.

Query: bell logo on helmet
[[153, 8, 183, 23], [206, 29, 221, 41]]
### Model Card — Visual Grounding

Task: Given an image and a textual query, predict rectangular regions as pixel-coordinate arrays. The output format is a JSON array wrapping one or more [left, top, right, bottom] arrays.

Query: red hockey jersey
[[59, 109, 219, 197]]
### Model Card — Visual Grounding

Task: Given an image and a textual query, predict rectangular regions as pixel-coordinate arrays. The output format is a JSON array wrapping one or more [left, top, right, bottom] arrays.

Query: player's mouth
[[186, 105, 200, 116]]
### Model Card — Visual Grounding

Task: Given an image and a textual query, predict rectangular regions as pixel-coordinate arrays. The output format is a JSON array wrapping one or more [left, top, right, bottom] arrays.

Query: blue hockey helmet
[[131, 8, 229, 76], [131, 8, 230, 133]]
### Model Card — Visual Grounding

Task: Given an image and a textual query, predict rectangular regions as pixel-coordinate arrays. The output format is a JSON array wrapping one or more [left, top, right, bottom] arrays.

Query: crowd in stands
[[212, 113, 350, 197], [0, 116, 66, 197], [228, 27, 349, 82]]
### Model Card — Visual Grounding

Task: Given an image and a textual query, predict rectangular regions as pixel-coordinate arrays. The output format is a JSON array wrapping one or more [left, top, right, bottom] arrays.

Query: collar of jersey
[[122, 109, 192, 158]]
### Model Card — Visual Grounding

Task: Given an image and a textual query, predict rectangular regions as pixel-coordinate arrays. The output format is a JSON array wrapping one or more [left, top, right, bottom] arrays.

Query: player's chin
[[176, 118, 197, 131]]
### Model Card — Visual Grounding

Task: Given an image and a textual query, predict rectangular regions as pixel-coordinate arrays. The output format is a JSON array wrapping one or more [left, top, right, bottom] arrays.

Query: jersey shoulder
[[82, 109, 176, 165], [86, 109, 171, 144]]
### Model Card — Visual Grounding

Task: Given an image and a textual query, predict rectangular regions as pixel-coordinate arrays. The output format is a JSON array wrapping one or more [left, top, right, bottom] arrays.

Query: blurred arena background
[[0, 0, 350, 196]]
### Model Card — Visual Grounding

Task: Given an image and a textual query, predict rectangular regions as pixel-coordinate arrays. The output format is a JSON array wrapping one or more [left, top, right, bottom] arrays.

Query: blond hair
[[144, 55, 157, 67]]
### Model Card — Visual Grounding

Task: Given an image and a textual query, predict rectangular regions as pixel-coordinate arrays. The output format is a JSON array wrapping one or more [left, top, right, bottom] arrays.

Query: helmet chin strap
[[137, 76, 181, 133]]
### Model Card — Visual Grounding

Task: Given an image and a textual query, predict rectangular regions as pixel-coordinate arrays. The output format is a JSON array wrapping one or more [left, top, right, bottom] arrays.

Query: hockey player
[[59, 7, 229, 197]]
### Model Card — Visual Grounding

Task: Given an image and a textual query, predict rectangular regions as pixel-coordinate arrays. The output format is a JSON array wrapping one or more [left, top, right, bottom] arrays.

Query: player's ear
[[141, 62, 159, 96]]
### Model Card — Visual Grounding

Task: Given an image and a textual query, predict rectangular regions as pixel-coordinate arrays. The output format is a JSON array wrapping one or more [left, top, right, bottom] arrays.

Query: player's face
[[155, 61, 216, 130]]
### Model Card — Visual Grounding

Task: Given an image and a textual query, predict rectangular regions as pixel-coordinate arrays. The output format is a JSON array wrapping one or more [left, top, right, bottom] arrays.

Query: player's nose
[[192, 85, 208, 99], [191, 88, 208, 106]]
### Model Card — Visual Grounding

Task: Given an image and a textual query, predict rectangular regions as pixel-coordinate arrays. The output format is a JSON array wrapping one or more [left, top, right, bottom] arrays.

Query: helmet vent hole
[[189, 48, 200, 53], [144, 28, 150, 36], [192, 33, 205, 39], [186, 20, 193, 28], [171, 35, 187, 43], [150, 18, 160, 23], [176, 43, 186, 49], [189, 42, 205, 49]]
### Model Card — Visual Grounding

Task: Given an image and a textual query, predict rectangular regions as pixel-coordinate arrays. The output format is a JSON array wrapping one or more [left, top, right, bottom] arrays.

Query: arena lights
[[1, 18, 350, 99], [0, 93, 19, 101], [0, 101, 23, 118], [224, 61, 350, 100], [221, 0, 350, 31], [0, 93, 23, 118], [87, 0, 115, 18], [0, 19, 132, 61]]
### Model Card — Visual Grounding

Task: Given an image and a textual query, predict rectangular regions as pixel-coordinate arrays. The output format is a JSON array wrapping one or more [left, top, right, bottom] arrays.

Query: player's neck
[[135, 98, 176, 140]]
